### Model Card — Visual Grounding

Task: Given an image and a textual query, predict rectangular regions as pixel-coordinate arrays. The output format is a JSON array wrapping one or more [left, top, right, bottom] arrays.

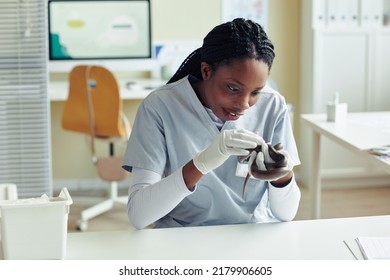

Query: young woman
[[123, 18, 301, 229]]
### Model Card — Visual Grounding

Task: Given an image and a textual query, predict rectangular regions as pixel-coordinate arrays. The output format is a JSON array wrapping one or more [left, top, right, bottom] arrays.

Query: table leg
[[310, 130, 321, 219]]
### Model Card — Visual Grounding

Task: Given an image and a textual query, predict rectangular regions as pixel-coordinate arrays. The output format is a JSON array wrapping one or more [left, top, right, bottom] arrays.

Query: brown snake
[[237, 143, 288, 198]]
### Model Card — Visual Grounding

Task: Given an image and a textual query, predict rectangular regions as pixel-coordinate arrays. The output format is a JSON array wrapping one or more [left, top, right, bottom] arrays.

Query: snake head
[[266, 143, 286, 167]]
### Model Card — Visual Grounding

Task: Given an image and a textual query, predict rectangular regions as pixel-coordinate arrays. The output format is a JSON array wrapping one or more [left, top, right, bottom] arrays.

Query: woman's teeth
[[228, 111, 244, 116]]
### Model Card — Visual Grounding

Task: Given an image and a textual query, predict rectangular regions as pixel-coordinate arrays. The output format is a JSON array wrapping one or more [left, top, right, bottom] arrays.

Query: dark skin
[[182, 58, 293, 191]]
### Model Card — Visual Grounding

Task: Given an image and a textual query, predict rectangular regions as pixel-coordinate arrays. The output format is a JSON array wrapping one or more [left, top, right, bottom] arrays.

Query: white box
[[0, 188, 72, 260], [327, 102, 348, 123]]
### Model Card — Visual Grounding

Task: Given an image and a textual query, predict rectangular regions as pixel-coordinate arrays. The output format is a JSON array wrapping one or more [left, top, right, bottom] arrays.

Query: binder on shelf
[[384, 0, 390, 26], [327, 0, 359, 27], [312, 0, 327, 28], [326, 0, 340, 27], [360, 0, 383, 27], [347, 0, 359, 27]]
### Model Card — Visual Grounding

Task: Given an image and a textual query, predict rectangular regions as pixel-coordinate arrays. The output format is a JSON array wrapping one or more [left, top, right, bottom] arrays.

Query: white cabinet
[[299, 0, 390, 188], [373, 29, 390, 110]]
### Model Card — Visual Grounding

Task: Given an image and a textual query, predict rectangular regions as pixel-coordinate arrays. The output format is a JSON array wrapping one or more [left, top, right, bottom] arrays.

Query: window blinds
[[0, 0, 52, 198]]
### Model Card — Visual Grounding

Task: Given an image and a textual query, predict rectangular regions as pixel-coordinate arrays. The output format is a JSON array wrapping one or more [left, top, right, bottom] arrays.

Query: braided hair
[[167, 18, 275, 84]]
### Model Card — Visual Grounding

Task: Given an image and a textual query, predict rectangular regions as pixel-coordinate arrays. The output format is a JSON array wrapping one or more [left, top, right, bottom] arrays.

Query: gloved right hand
[[193, 129, 262, 174]]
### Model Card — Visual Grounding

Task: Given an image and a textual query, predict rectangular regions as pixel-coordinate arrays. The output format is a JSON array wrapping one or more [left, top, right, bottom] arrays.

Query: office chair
[[62, 65, 130, 231]]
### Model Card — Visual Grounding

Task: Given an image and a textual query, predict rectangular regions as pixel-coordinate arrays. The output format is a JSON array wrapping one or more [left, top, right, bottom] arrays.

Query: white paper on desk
[[355, 237, 390, 260], [366, 145, 390, 156]]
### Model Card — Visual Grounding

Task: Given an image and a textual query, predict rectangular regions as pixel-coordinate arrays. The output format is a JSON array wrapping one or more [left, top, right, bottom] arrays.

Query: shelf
[[312, 0, 390, 30], [49, 78, 166, 101]]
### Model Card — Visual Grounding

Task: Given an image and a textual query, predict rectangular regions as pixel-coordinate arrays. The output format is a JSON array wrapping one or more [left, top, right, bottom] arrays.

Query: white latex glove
[[193, 129, 262, 174], [248, 144, 294, 181]]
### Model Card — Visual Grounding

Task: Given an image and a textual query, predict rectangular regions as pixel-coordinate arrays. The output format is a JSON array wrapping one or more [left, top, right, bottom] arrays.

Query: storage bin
[[0, 183, 18, 201], [0, 183, 18, 239], [0, 188, 72, 259]]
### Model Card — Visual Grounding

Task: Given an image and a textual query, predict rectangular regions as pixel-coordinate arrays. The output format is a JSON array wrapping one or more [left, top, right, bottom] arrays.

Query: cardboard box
[[0, 188, 72, 259]]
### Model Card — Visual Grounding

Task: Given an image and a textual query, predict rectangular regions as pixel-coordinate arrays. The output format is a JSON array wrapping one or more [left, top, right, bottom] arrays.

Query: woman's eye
[[227, 84, 239, 92], [251, 90, 261, 97]]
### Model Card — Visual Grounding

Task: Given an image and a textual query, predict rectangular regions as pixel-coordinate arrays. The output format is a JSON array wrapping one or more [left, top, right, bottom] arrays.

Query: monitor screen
[[48, 0, 151, 62]]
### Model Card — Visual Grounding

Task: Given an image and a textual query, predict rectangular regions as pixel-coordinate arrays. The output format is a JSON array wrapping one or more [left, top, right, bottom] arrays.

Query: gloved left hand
[[247, 143, 293, 182], [193, 129, 262, 174]]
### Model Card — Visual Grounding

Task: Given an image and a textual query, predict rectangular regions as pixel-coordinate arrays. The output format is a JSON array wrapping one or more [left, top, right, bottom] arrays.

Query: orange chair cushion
[[62, 65, 127, 138]]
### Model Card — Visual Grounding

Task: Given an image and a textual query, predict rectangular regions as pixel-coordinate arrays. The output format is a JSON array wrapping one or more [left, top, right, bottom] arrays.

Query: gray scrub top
[[123, 75, 300, 227]]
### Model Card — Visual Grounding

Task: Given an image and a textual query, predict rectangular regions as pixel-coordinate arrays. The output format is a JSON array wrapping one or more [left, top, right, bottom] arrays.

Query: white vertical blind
[[0, 0, 52, 198]]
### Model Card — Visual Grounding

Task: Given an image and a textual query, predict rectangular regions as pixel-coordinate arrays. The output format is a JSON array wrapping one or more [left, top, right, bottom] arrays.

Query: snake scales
[[238, 143, 288, 198]]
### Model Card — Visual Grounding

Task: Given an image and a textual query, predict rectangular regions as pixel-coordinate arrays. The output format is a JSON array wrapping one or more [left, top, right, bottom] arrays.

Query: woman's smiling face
[[197, 58, 269, 121]]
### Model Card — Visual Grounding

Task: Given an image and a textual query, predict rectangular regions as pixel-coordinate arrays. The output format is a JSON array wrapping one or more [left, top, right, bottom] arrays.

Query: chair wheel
[[76, 220, 88, 231]]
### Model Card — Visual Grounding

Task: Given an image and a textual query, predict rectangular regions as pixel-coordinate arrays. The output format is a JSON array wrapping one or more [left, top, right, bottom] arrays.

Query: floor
[[66, 183, 390, 233]]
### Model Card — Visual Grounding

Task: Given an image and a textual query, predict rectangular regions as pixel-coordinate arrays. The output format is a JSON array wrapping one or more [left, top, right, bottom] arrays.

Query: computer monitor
[[48, 0, 153, 72]]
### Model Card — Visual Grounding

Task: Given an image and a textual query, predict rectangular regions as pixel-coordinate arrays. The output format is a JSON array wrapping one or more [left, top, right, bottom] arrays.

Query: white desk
[[62, 215, 389, 260], [66, 216, 390, 260], [49, 78, 166, 101], [301, 112, 390, 219], [1, 215, 389, 260]]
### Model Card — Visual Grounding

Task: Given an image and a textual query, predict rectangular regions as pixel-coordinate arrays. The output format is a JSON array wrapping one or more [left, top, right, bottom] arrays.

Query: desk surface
[[1, 215, 388, 260], [49, 78, 166, 101], [301, 112, 390, 151], [62, 215, 390, 260], [302, 112, 390, 172]]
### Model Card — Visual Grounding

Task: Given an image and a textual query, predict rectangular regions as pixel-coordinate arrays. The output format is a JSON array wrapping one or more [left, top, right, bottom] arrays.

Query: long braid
[[167, 48, 202, 84], [167, 18, 275, 84]]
